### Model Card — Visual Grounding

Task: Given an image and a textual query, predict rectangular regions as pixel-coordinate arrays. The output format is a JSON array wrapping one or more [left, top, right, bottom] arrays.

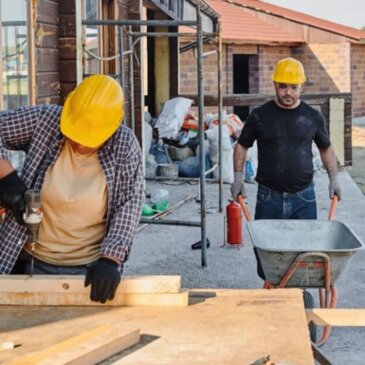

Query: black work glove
[[84, 257, 121, 303], [0, 170, 27, 225]]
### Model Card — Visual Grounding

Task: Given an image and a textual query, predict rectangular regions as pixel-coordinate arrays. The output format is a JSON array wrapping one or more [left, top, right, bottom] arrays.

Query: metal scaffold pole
[[217, 21, 223, 213], [196, 3, 207, 267]]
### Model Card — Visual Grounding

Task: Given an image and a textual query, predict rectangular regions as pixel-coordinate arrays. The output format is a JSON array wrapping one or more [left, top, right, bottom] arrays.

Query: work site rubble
[[145, 96, 246, 184]]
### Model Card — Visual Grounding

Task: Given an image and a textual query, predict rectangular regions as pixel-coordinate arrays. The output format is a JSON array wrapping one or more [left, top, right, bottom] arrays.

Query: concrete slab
[[127, 171, 365, 364]]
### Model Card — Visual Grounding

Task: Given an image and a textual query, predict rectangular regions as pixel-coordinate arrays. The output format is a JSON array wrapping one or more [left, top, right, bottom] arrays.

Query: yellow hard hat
[[61, 74, 124, 148], [272, 57, 306, 84]]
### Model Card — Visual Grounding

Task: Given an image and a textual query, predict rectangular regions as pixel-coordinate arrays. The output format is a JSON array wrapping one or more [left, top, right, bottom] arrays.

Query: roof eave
[[222, 38, 304, 46]]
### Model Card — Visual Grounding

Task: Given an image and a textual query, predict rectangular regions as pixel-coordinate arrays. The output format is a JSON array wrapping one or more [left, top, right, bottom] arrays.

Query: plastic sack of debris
[[144, 122, 153, 158], [205, 111, 244, 139], [205, 125, 234, 183], [155, 97, 193, 139], [244, 141, 258, 183]]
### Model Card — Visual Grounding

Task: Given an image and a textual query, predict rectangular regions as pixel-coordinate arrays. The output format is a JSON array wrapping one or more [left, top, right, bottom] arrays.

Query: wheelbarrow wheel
[[303, 290, 317, 342]]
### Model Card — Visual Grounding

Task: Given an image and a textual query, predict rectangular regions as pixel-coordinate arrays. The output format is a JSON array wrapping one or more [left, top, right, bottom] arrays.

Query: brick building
[[180, 0, 365, 120]]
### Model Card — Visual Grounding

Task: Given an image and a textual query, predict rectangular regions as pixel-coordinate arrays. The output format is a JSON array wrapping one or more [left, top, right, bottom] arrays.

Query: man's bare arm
[[319, 145, 342, 200], [233, 143, 248, 172], [0, 160, 15, 179]]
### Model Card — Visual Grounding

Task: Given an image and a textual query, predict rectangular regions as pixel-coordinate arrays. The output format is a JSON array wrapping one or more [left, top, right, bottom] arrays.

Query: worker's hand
[[84, 257, 121, 303], [0, 170, 27, 224], [329, 173, 342, 201], [230, 171, 247, 200]]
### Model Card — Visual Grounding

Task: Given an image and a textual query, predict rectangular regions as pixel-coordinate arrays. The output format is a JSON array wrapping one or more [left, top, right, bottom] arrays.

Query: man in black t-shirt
[[231, 57, 341, 277]]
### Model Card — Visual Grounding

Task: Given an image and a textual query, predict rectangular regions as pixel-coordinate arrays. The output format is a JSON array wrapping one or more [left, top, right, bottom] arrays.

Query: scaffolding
[[78, 0, 223, 267]]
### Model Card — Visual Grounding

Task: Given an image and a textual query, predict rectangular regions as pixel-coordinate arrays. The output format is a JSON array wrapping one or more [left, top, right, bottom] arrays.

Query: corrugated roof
[[228, 0, 365, 41], [205, 0, 303, 44]]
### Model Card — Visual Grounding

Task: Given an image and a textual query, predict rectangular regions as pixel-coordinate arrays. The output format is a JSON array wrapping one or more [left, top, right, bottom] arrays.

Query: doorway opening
[[233, 54, 250, 121]]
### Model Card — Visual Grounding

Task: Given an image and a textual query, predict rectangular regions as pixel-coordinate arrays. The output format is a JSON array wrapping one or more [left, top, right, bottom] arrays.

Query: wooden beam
[[178, 93, 352, 107], [0, 275, 188, 306], [0, 290, 189, 306], [306, 309, 365, 326], [0, 275, 181, 294], [9, 325, 140, 365]]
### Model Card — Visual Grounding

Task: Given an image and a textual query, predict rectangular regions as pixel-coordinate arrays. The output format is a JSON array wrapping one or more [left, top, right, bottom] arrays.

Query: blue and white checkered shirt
[[0, 104, 143, 274]]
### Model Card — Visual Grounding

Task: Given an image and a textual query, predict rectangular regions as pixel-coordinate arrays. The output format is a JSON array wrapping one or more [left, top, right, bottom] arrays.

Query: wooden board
[[0, 289, 315, 365], [8, 325, 140, 365], [0, 275, 181, 294], [0, 275, 187, 307], [1, 291, 189, 306], [306, 309, 365, 326]]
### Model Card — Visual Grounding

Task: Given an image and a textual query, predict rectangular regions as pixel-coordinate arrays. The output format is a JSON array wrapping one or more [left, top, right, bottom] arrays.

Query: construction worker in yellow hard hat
[[231, 57, 341, 279], [0, 74, 143, 304]]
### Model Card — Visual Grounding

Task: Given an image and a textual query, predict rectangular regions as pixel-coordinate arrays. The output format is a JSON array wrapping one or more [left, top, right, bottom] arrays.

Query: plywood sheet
[[0, 289, 314, 365]]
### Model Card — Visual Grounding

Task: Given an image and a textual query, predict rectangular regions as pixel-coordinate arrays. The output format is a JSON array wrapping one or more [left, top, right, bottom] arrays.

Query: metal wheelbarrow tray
[[247, 220, 364, 288]]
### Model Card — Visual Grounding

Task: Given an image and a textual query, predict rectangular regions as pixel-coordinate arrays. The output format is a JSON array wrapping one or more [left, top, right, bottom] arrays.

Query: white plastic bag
[[155, 97, 193, 139], [205, 125, 234, 183]]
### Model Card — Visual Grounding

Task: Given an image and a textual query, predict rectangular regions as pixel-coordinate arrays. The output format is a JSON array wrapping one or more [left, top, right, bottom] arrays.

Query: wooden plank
[[0, 289, 314, 365], [37, 72, 60, 98], [0, 275, 181, 294], [0, 291, 188, 307], [59, 38, 77, 60], [35, 23, 58, 48], [36, 48, 59, 73], [329, 97, 345, 165], [9, 325, 140, 365], [178, 93, 351, 107], [37, 0, 59, 25], [306, 309, 365, 326]]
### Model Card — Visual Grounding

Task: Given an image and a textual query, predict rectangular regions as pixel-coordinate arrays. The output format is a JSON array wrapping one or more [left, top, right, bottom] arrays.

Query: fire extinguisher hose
[[237, 194, 252, 222]]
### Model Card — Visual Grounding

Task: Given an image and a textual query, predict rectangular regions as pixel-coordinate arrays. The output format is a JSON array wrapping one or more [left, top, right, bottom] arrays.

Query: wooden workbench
[[0, 289, 314, 365]]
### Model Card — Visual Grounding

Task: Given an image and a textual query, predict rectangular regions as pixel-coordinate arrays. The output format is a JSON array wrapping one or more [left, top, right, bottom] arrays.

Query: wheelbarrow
[[238, 195, 364, 346]]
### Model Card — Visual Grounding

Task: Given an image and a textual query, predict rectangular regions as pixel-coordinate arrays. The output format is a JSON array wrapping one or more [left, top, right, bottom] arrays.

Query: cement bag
[[205, 125, 234, 183], [205, 111, 244, 139], [155, 97, 193, 139]]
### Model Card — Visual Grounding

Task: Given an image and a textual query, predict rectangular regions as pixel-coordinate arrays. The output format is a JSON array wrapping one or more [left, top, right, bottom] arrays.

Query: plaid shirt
[[0, 105, 143, 274]]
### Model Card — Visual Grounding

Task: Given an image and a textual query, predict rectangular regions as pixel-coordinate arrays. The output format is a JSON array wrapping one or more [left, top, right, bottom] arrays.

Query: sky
[[263, 0, 365, 30]]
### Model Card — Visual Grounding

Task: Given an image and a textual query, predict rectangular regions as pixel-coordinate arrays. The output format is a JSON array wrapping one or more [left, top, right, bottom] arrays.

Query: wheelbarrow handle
[[328, 195, 338, 221], [237, 194, 252, 222]]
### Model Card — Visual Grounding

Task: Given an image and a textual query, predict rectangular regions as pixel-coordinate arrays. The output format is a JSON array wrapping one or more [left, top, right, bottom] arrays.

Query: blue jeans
[[254, 182, 317, 279], [255, 182, 317, 220]]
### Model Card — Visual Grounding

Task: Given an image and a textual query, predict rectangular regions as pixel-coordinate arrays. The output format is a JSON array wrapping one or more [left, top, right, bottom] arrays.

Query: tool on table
[[23, 189, 43, 276]]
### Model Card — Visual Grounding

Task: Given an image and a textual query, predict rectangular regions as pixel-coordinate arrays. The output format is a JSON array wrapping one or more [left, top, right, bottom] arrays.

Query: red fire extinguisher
[[225, 200, 243, 245]]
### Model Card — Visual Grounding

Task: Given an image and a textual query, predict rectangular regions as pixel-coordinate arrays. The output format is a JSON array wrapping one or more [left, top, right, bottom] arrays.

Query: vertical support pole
[[118, 26, 125, 90], [217, 21, 223, 212], [15, 27, 21, 106], [27, 0, 36, 105], [0, 3, 3, 109], [75, 0, 83, 84], [128, 26, 135, 132], [196, 4, 207, 267]]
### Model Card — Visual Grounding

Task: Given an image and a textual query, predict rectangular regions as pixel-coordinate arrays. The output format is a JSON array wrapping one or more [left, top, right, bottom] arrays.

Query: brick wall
[[180, 43, 261, 114], [351, 44, 365, 118], [292, 43, 351, 95], [257, 46, 291, 94]]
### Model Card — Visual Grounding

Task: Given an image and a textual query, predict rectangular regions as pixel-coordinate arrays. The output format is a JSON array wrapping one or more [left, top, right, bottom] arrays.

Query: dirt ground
[[347, 126, 365, 194]]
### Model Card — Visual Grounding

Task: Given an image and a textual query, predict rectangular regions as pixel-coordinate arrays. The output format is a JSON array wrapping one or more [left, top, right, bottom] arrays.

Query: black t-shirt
[[238, 100, 331, 193]]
